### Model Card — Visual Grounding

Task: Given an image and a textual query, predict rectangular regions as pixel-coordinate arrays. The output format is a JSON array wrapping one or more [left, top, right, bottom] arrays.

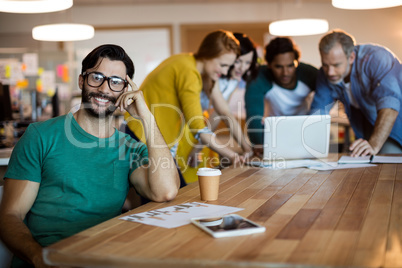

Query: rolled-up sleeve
[[362, 48, 401, 112]]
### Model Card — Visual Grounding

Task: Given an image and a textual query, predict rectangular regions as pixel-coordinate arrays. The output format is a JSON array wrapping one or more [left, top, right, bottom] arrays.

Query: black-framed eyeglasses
[[82, 72, 128, 92]]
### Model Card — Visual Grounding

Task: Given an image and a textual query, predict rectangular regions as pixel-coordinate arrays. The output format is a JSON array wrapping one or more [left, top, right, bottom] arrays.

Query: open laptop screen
[[263, 115, 331, 160]]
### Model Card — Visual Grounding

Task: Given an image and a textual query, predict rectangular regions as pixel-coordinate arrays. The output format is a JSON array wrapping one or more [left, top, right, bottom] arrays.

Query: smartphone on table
[[191, 214, 265, 238]]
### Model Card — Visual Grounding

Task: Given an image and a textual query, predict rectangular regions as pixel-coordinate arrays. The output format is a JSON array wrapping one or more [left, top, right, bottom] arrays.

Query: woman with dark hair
[[222, 33, 259, 84], [126, 30, 252, 183]]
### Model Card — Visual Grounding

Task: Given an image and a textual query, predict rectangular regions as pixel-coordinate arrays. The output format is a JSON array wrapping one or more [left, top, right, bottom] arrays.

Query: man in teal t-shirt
[[245, 37, 318, 157], [0, 44, 180, 268]]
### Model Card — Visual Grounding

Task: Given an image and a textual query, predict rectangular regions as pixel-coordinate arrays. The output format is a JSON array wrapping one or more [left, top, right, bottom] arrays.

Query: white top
[[344, 82, 360, 109], [200, 78, 239, 110], [264, 81, 311, 116]]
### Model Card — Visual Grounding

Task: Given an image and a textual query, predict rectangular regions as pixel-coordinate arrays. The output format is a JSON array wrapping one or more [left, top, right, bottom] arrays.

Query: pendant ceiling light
[[0, 0, 73, 13], [269, 18, 329, 36], [32, 23, 95, 41], [332, 0, 402, 9]]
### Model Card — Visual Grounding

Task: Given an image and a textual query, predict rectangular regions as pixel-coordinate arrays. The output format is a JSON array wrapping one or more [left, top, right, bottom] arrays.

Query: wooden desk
[[43, 158, 402, 268]]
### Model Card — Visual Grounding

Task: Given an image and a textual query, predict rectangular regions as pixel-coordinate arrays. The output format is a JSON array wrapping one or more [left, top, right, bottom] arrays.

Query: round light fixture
[[0, 0, 73, 13], [332, 0, 402, 9], [269, 19, 329, 36], [32, 23, 95, 42]]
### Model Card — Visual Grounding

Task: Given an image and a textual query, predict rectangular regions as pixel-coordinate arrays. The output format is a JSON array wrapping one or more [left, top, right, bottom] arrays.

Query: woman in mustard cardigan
[[179, 33, 259, 183], [125, 30, 253, 183]]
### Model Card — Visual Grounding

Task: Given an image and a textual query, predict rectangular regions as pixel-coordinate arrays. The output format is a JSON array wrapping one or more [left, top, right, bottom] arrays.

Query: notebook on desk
[[263, 115, 331, 161], [338, 155, 402, 164]]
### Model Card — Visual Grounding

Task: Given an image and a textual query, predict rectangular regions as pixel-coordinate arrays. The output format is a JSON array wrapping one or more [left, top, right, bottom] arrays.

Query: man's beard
[[329, 62, 352, 85], [81, 86, 118, 118]]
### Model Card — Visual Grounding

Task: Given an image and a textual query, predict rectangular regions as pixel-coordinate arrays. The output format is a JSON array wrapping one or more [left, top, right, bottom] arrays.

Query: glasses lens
[[109, 77, 126, 91], [86, 72, 126, 92], [87, 73, 105, 87]]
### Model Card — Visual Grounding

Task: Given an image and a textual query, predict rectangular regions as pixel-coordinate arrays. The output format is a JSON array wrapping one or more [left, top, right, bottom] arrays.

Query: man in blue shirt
[[311, 29, 402, 156]]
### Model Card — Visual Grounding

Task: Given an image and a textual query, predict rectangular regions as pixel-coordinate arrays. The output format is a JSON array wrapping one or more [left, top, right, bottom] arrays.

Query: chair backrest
[[0, 186, 13, 267]]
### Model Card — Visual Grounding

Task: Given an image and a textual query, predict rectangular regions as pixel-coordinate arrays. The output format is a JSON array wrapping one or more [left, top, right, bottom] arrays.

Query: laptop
[[263, 115, 331, 161]]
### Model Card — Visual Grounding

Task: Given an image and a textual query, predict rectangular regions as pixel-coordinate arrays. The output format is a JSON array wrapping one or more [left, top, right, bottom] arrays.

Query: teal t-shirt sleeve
[[128, 140, 149, 175], [245, 66, 272, 145], [5, 124, 43, 183]]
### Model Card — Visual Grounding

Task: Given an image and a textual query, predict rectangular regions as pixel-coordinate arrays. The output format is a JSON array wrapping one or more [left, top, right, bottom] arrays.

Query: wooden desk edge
[[43, 247, 325, 268]]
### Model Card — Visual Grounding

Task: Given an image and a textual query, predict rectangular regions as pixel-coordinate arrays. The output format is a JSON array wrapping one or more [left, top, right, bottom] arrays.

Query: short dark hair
[[81, 44, 135, 79], [264, 37, 300, 64]]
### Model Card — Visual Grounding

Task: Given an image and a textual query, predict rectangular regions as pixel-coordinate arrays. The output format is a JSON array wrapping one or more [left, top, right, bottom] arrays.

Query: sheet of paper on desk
[[308, 161, 377, 170], [120, 202, 244, 229], [271, 159, 322, 169], [246, 159, 321, 169], [245, 161, 272, 168]]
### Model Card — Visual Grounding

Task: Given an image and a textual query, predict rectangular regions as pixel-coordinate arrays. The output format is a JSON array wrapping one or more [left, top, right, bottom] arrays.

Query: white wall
[[0, 2, 401, 68]]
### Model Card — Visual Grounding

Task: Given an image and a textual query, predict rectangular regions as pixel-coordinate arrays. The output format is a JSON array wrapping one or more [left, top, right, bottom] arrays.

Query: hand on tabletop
[[349, 138, 375, 157], [230, 151, 253, 166], [241, 150, 254, 161], [252, 147, 263, 158], [187, 146, 203, 168]]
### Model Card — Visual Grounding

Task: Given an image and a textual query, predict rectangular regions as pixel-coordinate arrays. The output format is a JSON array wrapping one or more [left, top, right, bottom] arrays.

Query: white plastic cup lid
[[196, 167, 222, 176]]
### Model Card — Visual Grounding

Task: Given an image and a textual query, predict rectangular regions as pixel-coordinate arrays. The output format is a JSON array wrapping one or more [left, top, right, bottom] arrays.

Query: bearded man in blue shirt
[[311, 29, 402, 157]]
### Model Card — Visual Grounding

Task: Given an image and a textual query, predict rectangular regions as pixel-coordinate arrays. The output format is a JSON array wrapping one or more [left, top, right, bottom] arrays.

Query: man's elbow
[[164, 188, 179, 202], [153, 187, 178, 202], [153, 173, 180, 202]]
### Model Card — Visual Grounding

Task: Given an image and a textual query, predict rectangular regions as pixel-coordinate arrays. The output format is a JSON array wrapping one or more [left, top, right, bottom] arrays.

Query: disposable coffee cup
[[197, 168, 222, 201]]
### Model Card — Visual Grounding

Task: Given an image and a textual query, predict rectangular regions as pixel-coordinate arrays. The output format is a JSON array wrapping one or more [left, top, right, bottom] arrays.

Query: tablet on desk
[[191, 214, 265, 238]]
